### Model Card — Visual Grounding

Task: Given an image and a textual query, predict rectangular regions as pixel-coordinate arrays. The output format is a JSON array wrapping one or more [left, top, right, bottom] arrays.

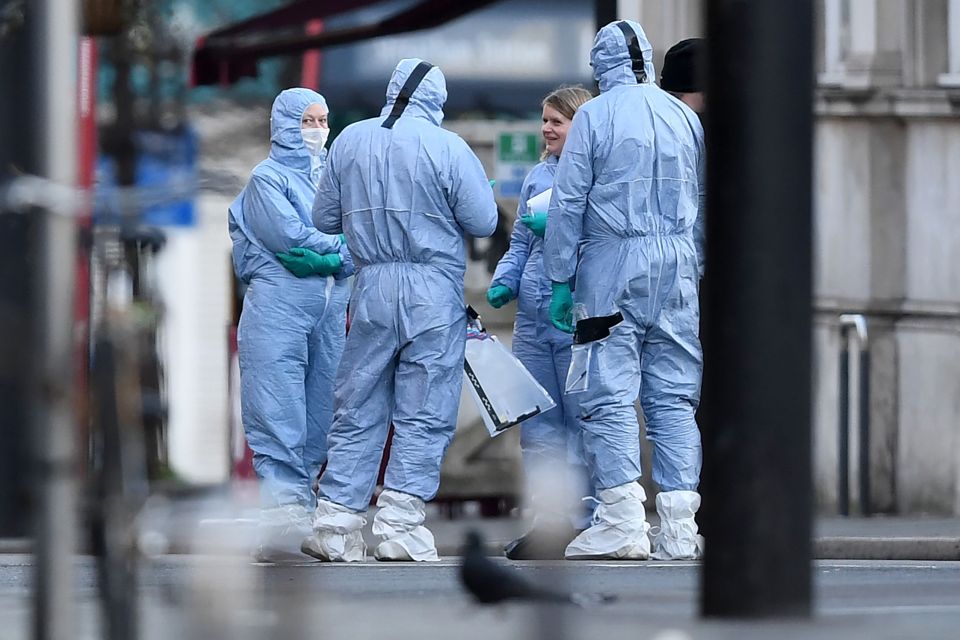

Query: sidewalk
[[425, 513, 960, 560], [3, 513, 959, 560], [814, 515, 960, 560]]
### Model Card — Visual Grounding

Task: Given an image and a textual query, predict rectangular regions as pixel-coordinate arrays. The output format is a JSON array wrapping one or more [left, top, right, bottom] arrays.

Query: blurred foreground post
[[595, 0, 618, 32], [700, 0, 814, 617], [0, 0, 32, 539], [29, 0, 81, 638]]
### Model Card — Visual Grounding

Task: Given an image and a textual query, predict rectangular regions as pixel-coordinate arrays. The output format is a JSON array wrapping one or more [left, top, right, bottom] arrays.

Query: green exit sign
[[497, 132, 541, 164]]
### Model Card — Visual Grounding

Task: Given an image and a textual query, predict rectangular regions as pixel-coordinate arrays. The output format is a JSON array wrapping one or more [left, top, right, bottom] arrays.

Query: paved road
[[2, 555, 960, 639]]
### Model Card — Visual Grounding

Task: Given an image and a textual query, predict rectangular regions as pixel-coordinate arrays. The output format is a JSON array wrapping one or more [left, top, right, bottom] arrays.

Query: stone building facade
[[619, 0, 960, 514]]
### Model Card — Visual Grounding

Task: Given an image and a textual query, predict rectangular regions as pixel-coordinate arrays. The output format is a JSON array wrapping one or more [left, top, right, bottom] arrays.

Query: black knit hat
[[660, 38, 705, 93]]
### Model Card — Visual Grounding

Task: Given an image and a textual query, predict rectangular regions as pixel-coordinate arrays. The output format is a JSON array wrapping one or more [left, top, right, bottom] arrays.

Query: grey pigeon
[[459, 530, 616, 606]]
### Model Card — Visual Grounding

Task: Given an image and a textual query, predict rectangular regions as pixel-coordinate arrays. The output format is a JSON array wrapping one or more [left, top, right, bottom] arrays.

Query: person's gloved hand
[[334, 240, 355, 280], [520, 212, 547, 238], [276, 247, 342, 277], [549, 282, 574, 333], [486, 284, 515, 309]]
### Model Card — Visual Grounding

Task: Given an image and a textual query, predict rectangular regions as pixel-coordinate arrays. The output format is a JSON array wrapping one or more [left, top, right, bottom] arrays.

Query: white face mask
[[301, 127, 329, 155]]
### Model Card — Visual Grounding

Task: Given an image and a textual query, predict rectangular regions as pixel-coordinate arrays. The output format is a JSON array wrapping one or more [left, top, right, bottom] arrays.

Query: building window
[[941, 0, 960, 86]]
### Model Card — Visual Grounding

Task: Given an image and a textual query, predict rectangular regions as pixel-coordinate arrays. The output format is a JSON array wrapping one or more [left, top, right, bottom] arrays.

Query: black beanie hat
[[660, 38, 705, 93]]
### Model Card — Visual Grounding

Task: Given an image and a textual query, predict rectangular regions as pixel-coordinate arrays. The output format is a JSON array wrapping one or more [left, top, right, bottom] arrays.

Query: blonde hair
[[540, 85, 593, 160]]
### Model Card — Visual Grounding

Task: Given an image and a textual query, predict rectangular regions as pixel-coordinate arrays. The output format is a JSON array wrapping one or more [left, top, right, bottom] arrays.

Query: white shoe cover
[[651, 490, 705, 560], [255, 504, 313, 563], [372, 490, 440, 562], [300, 498, 367, 562], [565, 482, 650, 560]]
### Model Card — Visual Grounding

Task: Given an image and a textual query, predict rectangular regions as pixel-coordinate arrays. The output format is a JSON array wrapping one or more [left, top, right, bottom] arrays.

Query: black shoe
[[503, 526, 579, 560]]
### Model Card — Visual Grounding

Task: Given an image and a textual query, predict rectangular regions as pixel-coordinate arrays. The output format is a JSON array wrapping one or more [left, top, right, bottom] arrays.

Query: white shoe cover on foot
[[565, 482, 650, 560], [301, 498, 367, 562], [372, 490, 440, 562], [651, 490, 704, 560]]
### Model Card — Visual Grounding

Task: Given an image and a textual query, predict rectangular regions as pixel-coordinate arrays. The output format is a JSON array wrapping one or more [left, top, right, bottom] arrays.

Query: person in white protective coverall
[[487, 86, 596, 560], [542, 21, 707, 561], [300, 59, 498, 562], [228, 89, 353, 562]]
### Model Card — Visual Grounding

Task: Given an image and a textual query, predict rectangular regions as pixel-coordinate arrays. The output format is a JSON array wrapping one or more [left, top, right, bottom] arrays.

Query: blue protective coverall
[[312, 59, 498, 512], [229, 88, 352, 509], [542, 22, 706, 494], [491, 156, 591, 512]]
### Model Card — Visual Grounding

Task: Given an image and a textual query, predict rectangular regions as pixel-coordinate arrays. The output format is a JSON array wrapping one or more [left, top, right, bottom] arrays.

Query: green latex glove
[[276, 247, 342, 278], [550, 282, 574, 333], [486, 284, 515, 309], [520, 212, 547, 238], [488, 179, 496, 187]]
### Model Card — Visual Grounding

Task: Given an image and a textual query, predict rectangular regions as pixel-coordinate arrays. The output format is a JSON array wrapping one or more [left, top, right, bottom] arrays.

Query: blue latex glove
[[486, 284, 514, 309], [520, 212, 547, 238], [550, 282, 574, 333], [276, 247, 342, 277]]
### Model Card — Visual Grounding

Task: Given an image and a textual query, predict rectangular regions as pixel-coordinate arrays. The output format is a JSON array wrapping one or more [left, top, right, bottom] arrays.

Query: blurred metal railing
[[838, 314, 871, 517]]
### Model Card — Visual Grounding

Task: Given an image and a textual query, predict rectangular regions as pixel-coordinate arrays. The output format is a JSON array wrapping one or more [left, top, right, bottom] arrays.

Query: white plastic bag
[[463, 309, 556, 437], [565, 343, 592, 394]]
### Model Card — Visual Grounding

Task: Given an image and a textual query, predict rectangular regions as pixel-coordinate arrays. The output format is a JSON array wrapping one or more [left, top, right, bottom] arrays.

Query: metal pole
[[30, 1, 80, 639], [840, 314, 871, 517], [700, 0, 814, 618], [596, 0, 619, 32], [859, 347, 871, 516], [838, 342, 850, 516]]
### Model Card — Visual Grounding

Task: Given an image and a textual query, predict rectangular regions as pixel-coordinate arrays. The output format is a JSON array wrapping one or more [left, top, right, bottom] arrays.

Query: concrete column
[[895, 121, 960, 513], [896, 322, 960, 513], [812, 116, 906, 514], [861, 120, 906, 514], [903, 123, 960, 307], [864, 318, 900, 513], [812, 318, 842, 511], [867, 121, 908, 303], [814, 119, 873, 302]]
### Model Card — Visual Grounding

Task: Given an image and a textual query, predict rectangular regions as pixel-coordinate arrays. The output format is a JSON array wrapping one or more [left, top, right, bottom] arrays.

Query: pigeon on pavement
[[459, 530, 617, 606]]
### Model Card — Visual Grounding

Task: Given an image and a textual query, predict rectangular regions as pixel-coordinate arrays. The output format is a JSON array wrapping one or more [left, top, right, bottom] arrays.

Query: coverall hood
[[591, 20, 656, 93], [380, 57, 447, 126], [269, 87, 329, 172]]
